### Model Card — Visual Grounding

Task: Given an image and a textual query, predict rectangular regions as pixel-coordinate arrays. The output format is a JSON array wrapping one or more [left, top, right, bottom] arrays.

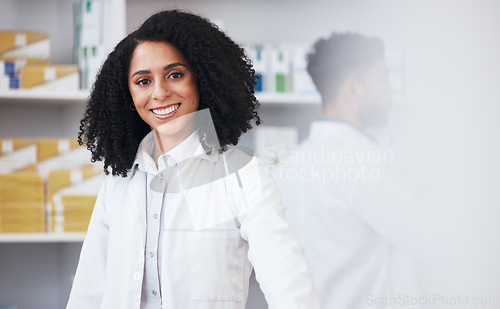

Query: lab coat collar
[[129, 130, 220, 179], [133, 130, 155, 174]]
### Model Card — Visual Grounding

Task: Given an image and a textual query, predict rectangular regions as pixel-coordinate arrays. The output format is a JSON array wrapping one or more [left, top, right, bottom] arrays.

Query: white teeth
[[152, 104, 179, 115]]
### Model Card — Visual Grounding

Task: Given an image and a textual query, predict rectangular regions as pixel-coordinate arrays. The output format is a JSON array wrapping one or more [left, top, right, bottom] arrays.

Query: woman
[[67, 9, 319, 309]]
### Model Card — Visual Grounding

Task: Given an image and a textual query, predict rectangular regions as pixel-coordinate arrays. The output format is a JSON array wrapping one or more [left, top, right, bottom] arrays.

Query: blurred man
[[277, 33, 423, 309]]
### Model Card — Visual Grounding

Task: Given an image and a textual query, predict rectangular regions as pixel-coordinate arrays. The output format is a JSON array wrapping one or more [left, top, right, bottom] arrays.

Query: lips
[[151, 103, 181, 118]]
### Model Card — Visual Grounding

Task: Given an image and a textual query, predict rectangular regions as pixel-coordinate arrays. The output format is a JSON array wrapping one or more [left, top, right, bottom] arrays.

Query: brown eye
[[168, 72, 184, 79], [136, 79, 151, 86]]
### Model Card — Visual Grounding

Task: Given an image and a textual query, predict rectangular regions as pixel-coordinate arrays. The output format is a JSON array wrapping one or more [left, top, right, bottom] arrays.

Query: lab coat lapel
[[127, 170, 147, 241]]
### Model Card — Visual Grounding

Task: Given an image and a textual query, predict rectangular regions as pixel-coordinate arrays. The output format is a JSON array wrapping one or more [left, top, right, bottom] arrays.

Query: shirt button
[[150, 251, 154, 257], [132, 272, 142, 281], [152, 290, 158, 296], [154, 213, 158, 219], [159, 178, 164, 183]]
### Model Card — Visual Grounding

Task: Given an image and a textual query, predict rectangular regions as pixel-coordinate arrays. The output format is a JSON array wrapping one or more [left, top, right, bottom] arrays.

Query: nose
[[152, 79, 170, 101]]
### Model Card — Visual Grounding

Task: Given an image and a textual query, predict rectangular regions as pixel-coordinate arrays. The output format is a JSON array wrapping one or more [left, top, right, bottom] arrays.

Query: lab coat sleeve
[[66, 175, 110, 308], [234, 157, 320, 309]]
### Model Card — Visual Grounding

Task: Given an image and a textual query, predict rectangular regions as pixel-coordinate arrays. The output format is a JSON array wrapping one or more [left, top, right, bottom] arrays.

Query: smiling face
[[128, 41, 200, 145]]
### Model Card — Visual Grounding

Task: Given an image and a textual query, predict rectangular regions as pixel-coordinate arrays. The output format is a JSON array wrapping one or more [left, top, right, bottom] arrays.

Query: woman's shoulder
[[99, 169, 136, 191]]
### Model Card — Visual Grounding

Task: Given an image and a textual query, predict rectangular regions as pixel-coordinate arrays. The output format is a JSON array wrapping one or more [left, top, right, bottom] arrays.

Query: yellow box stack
[[0, 31, 49, 58], [0, 138, 37, 174], [0, 31, 51, 90], [0, 31, 79, 91], [48, 165, 103, 232], [20, 64, 79, 91], [0, 137, 40, 232], [0, 173, 45, 233], [55, 194, 97, 232], [0, 138, 103, 234]]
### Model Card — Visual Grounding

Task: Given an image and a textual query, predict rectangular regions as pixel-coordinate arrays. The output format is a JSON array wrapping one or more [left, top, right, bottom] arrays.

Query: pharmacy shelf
[[257, 92, 321, 105], [0, 90, 90, 105], [0, 232, 85, 243], [257, 93, 412, 105]]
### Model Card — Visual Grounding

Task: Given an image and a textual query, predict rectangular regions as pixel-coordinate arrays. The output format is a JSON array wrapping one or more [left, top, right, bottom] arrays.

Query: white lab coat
[[277, 120, 421, 309], [67, 144, 319, 309]]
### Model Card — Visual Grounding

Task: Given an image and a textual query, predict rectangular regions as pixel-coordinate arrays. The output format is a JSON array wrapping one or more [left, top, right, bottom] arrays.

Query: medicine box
[[0, 31, 50, 59], [20, 65, 79, 91]]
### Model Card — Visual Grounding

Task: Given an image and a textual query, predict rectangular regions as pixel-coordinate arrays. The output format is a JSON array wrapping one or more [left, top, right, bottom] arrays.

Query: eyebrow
[[130, 62, 187, 78]]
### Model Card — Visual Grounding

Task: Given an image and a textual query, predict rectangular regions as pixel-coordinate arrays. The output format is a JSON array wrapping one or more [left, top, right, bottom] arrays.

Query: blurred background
[[0, 0, 499, 308]]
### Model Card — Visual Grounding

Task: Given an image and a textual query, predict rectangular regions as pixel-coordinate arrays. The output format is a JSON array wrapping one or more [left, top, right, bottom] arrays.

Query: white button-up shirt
[[138, 131, 200, 308], [67, 130, 320, 309]]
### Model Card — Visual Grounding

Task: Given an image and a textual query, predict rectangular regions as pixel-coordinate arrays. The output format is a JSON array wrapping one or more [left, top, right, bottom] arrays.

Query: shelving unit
[[0, 1, 126, 308], [0, 90, 89, 105], [257, 92, 320, 105], [0, 233, 86, 243]]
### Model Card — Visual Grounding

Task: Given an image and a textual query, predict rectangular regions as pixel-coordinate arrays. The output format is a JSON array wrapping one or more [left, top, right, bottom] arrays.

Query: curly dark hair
[[307, 32, 384, 104], [78, 9, 260, 177]]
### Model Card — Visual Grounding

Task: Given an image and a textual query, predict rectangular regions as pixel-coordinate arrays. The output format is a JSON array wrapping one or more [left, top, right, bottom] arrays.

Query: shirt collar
[[133, 130, 155, 174], [131, 130, 220, 176], [167, 130, 201, 166]]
